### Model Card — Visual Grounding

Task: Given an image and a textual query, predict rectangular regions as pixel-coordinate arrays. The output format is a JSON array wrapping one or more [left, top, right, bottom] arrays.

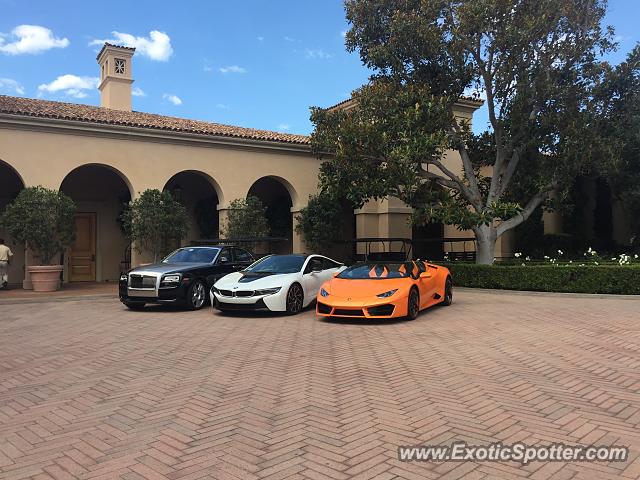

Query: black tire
[[285, 283, 304, 314], [441, 277, 453, 306], [125, 302, 146, 310], [407, 287, 420, 320], [186, 280, 207, 310]]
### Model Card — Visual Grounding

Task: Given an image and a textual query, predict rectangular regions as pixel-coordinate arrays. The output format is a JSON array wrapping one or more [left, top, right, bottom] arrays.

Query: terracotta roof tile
[[0, 95, 310, 146]]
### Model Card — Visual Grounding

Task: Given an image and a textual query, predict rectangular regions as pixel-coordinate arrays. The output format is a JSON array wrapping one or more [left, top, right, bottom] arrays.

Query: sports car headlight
[[320, 288, 329, 297], [377, 289, 398, 298], [254, 287, 281, 296]]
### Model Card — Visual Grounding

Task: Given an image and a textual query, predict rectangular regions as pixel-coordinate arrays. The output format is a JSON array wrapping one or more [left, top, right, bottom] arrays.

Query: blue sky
[[0, 0, 638, 135]]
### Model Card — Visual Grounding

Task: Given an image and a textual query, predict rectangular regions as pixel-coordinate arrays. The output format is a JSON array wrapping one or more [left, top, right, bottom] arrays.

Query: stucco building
[[0, 43, 488, 288]]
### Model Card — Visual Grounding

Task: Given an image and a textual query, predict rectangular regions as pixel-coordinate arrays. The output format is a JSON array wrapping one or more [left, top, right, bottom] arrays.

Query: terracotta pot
[[27, 265, 63, 292]]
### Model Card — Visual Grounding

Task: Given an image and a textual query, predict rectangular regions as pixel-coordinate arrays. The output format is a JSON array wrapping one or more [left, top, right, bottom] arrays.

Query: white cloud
[[219, 65, 247, 74], [277, 123, 290, 131], [284, 36, 295, 42], [132, 87, 145, 97], [90, 30, 173, 61], [257, 36, 264, 42], [37, 74, 99, 98], [305, 48, 331, 60], [0, 25, 69, 55], [163, 93, 182, 105], [216, 103, 228, 109], [0, 77, 25, 95]]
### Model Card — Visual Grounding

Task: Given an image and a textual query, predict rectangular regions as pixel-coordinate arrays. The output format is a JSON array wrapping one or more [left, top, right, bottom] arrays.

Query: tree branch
[[496, 181, 558, 236]]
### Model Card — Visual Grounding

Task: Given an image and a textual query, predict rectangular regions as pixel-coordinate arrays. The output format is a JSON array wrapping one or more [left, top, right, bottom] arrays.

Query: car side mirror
[[420, 271, 432, 279]]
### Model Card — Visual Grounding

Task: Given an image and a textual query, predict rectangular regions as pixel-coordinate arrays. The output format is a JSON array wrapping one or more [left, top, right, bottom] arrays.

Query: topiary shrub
[[1, 186, 76, 265], [223, 195, 270, 240], [295, 193, 344, 252], [122, 189, 189, 262]]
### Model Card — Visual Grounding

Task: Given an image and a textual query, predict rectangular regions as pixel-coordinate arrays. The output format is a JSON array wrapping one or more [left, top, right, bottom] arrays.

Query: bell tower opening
[[97, 43, 136, 111]]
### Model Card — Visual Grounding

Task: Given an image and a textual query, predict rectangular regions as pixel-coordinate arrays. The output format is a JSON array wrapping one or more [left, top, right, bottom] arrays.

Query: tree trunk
[[474, 224, 498, 265]]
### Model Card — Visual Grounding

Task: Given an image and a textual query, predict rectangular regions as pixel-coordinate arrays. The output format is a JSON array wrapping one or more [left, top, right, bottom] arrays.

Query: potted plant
[[1, 186, 75, 292]]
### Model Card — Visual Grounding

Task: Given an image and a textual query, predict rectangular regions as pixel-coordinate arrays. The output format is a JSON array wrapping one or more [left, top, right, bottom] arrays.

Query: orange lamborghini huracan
[[316, 260, 452, 320]]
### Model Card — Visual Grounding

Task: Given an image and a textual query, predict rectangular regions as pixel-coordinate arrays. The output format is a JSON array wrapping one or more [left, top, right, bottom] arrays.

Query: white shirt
[[0, 244, 13, 262]]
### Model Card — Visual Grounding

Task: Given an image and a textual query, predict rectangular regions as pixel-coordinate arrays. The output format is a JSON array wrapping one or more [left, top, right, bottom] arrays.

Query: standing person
[[0, 238, 13, 289]]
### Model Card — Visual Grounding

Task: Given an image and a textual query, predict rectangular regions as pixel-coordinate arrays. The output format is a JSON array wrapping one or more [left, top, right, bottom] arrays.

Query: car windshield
[[337, 262, 413, 279], [163, 247, 220, 264], [245, 255, 306, 274]]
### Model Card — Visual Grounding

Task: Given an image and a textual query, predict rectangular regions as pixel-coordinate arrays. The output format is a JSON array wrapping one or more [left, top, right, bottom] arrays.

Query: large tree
[[311, 0, 616, 264]]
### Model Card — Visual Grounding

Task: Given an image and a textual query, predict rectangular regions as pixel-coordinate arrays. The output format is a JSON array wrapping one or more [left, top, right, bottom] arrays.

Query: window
[[322, 258, 342, 270], [304, 257, 323, 274], [234, 248, 253, 263], [115, 58, 126, 74], [163, 247, 220, 264]]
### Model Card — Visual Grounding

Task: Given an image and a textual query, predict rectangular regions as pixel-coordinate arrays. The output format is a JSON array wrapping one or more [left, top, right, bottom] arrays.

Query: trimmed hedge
[[445, 263, 640, 295]]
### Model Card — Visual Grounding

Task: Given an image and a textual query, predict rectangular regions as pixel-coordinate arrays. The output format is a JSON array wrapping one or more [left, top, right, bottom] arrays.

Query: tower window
[[115, 58, 125, 75]]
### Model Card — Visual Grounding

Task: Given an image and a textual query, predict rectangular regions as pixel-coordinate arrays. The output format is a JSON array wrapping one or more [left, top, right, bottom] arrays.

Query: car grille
[[317, 302, 332, 314], [218, 289, 254, 297], [235, 290, 254, 297], [129, 274, 156, 289], [367, 304, 395, 316], [333, 308, 365, 317]]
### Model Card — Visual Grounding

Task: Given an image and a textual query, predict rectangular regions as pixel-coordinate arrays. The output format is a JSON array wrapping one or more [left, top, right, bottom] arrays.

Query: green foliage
[[446, 263, 640, 295], [224, 196, 269, 239], [314, 0, 617, 264], [122, 189, 189, 262], [0, 186, 76, 265], [295, 193, 345, 251], [194, 196, 219, 238]]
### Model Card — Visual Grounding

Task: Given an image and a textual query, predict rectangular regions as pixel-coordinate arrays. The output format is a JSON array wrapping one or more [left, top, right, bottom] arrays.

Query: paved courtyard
[[0, 289, 639, 480]]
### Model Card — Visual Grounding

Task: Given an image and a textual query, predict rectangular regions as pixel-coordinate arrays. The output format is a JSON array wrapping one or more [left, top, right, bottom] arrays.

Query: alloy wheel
[[192, 282, 205, 309], [408, 289, 419, 319], [287, 284, 304, 313]]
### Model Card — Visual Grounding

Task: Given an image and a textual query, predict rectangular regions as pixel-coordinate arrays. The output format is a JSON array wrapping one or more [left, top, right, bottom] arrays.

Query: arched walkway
[[163, 170, 222, 244], [59, 164, 132, 282], [0, 160, 26, 286], [248, 176, 296, 254]]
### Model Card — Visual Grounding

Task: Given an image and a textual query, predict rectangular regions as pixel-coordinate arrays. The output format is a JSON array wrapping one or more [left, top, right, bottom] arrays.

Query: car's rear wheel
[[407, 288, 420, 320], [441, 277, 453, 306], [286, 283, 304, 314], [125, 302, 145, 310], [187, 280, 206, 310]]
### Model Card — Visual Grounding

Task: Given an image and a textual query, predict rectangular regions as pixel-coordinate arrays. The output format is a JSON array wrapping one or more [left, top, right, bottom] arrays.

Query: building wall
[[0, 123, 320, 285]]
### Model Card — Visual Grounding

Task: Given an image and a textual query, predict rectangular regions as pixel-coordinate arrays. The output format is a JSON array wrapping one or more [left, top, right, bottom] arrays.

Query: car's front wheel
[[441, 277, 453, 306], [186, 280, 207, 310], [407, 288, 420, 320], [286, 283, 304, 314]]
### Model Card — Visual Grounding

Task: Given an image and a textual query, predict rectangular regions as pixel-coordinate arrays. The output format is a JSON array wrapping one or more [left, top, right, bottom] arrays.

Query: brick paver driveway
[[1, 289, 639, 480]]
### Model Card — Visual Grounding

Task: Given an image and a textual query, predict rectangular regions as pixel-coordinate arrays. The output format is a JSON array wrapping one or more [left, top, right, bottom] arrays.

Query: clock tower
[[97, 43, 135, 111]]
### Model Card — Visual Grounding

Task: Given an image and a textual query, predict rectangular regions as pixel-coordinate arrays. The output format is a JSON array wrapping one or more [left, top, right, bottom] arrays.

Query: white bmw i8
[[211, 254, 344, 314]]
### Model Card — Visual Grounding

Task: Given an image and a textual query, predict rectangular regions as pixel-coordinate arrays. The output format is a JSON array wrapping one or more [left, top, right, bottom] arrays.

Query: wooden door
[[69, 213, 96, 282]]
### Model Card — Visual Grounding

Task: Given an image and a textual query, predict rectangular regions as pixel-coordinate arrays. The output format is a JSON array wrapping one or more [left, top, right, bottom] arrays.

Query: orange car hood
[[327, 278, 408, 299]]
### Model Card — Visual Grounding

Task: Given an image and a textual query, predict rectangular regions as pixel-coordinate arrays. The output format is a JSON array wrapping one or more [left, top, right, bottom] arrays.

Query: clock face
[[115, 58, 125, 75]]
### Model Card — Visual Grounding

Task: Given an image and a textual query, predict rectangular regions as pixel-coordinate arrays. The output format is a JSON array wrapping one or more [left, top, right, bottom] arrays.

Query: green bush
[[224, 195, 269, 239], [295, 193, 344, 251], [445, 263, 640, 295], [122, 189, 189, 262], [1, 186, 76, 265]]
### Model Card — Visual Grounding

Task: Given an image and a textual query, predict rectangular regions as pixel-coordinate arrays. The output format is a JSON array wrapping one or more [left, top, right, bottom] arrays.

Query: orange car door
[[416, 263, 436, 308]]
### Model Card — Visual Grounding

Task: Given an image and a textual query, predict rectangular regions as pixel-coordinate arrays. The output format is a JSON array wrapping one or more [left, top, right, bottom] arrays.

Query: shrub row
[[444, 263, 640, 295]]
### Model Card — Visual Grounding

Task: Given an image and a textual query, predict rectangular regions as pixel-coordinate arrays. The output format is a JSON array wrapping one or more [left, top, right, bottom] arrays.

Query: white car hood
[[215, 272, 298, 290]]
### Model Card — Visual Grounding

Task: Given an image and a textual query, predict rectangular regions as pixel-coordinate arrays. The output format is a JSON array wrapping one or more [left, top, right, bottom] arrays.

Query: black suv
[[119, 245, 254, 310]]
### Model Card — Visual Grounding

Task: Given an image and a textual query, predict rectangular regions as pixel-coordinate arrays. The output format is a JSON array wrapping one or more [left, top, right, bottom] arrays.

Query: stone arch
[[59, 164, 133, 282], [0, 159, 26, 286], [247, 176, 298, 253], [163, 170, 223, 242]]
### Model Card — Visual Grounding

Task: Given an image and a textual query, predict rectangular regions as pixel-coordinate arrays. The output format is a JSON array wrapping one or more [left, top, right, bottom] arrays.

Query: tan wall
[[0, 124, 321, 285]]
